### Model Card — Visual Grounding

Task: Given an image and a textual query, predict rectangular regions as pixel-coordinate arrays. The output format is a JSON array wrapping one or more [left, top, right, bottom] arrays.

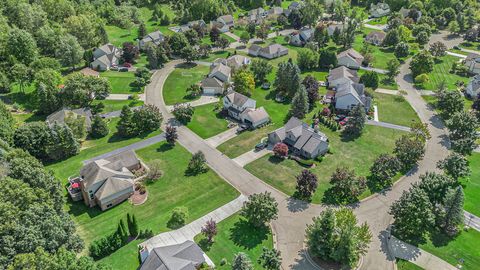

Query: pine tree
[[126, 213, 133, 236], [138, 22, 147, 39], [90, 116, 109, 138], [290, 86, 308, 119], [343, 104, 366, 137], [306, 208, 335, 259], [131, 214, 139, 237], [438, 186, 464, 236], [117, 105, 136, 137], [118, 219, 128, 243], [232, 252, 253, 270]]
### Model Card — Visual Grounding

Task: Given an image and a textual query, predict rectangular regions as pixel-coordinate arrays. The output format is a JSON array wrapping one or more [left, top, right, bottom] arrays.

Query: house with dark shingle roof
[[201, 63, 231, 95], [248, 44, 289, 59], [327, 66, 360, 89], [46, 107, 93, 130], [268, 117, 329, 159], [365, 31, 386, 46], [91, 43, 122, 71], [337, 48, 364, 69], [139, 241, 212, 270], [289, 27, 314, 47], [139, 30, 165, 50], [212, 14, 234, 33], [465, 53, 480, 75], [223, 91, 270, 128]]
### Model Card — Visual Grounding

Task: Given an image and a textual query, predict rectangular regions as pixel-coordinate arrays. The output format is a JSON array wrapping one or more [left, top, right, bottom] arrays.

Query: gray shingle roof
[[225, 91, 251, 107], [140, 241, 205, 270], [327, 66, 359, 83], [46, 107, 92, 129]]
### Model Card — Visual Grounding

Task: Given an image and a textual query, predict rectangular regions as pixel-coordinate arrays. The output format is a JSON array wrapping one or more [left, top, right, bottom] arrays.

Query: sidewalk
[[360, 66, 388, 74], [464, 210, 480, 232], [366, 120, 411, 132], [389, 236, 457, 270], [166, 95, 219, 111], [205, 128, 238, 148], [141, 195, 247, 251]]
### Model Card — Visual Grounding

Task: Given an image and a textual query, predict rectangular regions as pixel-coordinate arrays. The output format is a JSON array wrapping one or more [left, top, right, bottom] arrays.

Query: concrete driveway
[[204, 127, 238, 148], [232, 147, 272, 167]]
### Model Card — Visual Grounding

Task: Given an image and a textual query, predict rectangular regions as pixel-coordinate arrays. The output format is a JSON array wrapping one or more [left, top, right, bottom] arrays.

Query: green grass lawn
[[358, 69, 399, 90], [463, 153, 480, 216], [217, 125, 276, 158], [459, 41, 480, 51], [373, 92, 420, 126], [100, 71, 141, 94], [368, 17, 388, 25], [187, 103, 229, 139], [65, 141, 238, 269], [245, 125, 406, 203], [163, 64, 209, 105], [396, 259, 424, 270], [419, 229, 480, 270], [421, 55, 469, 91], [0, 84, 36, 111], [92, 99, 144, 113], [194, 214, 273, 270]]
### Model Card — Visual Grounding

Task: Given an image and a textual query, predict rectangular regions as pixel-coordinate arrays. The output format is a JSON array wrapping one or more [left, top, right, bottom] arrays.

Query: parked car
[[236, 124, 248, 133], [255, 141, 267, 151], [227, 122, 237, 129], [261, 82, 271, 89], [118, 67, 128, 72], [319, 81, 326, 87], [123, 62, 132, 68]]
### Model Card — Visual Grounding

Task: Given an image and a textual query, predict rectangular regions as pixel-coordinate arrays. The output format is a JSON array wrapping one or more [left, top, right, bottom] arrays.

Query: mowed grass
[[187, 103, 229, 139], [194, 214, 273, 270], [374, 93, 420, 126], [100, 71, 141, 94], [217, 125, 276, 158], [463, 153, 480, 216], [245, 125, 406, 203], [396, 259, 424, 270], [163, 64, 209, 105], [422, 55, 469, 91], [419, 229, 480, 270], [68, 141, 238, 268]]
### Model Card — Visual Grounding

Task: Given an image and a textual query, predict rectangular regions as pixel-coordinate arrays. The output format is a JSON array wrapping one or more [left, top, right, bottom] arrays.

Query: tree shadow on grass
[[157, 143, 174, 152], [429, 229, 459, 248], [229, 219, 269, 250], [175, 62, 198, 69], [67, 198, 104, 219], [340, 132, 360, 142], [107, 131, 152, 143], [197, 238, 213, 252]]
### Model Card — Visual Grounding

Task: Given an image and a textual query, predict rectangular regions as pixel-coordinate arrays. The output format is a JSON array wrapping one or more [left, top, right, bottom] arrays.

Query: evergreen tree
[[46, 124, 80, 161], [438, 186, 464, 236], [273, 60, 301, 97], [232, 252, 253, 270], [138, 22, 147, 39], [131, 214, 139, 237], [118, 219, 128, 243], [35, 83, 61, 115], [343, 104, 366, 137], [91, 116, 109, 138], [306, 208, 335, 259], [117, 106, 136, 137], [258, 247, 282, 270], [290, 86, 308, 119], [126, 213, 133, 236], [302, 75, 319, 110]]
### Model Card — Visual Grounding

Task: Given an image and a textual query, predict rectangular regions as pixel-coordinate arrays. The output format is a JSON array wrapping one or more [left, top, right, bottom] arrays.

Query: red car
[[123, 62, 132, 68]]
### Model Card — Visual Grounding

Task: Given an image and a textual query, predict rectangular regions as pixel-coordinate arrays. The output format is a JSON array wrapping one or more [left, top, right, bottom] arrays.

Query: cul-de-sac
[[1, 0, 479, 269]]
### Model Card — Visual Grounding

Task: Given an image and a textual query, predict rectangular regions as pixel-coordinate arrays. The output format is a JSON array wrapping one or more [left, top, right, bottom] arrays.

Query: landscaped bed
[[194, 214, 273, 270], [186, 103, 229, 139], [245, 125, 406, 203], [163, 64, 210, 105]]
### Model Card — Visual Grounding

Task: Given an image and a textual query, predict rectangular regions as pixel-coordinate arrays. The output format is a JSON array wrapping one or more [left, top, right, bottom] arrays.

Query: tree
[[127, 213, 139, 237], [313, 24, 329, 47], [172, 103, 195, 124], [233, 69, 255, 96], [90, 116, 109, 138], [290, 86, 309, 119], [386, 58, 400, 81], [61, 74, 111, 107], [168, 207, 189, 229], [240, 31, 250, 45], [117, 106, 136, 137], [256, 23, 269, 40], [319, 49, 337, 68], [394, 42, 410, 58], [13, 121, 52, 160], [273, 142, 288, 158], [306, 208, 372, 267], [360, 71, 379, 89], [46, 123, 80, 161], [394, 135, 425, 170], [122, 42, 139, 63], [186, 84, 202, 98], [274, 60, 301, 97], [343, 104, 366, 137], [295, 169, 318, 199], [370, 154, 402, 188], [215, 36, 230, 50], [410, 122, 431, 142], [138, 21, 147, 39], [241, 192, 278, 228], [56, 34, 84, 70], [64, 14, 99, 48], [390, 186, 435, 241], [131, 105, 162, 135], [165, 125, 178, 145], [258, 247, 282, 270], [184, 29, 200, 45], [6, 28, 38, 65], [232, 253, 253, 270], [410, 50, 434, 77], [64, 111, 87, 139], [329, 167, 366, 202], [35, 83, 61, 115], [415, 172, 456, 205], [209, 26, 220, 43], [288, 8, 303, 29], [429, 41, 447, 58], [187, 151, 207, 175], [416, 31, 430, 45], [302, 75, 319, 109], [145, 160, 163, 181], [170, 32, 189, 55], [437, 186, 464, 236], [437, 153, 470, 180], [397, 25, 412, 42], [250, 59, 273, 84], [382, 29, 400, 47], [180, 46, 200, 63], [10, 63, 32, 93], [436, 88, 464, 120], [445, 111, 478, 155], [448, 20, 460, 35], [201, 219, 217, 244], [246, 22, 256, 37], [300, 0, 323, 27], [297, 48, 319, 71]]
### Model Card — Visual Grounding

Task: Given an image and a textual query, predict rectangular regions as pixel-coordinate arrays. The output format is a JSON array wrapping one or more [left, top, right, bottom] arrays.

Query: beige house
[[337, 48, 364, 69], [46, 108, 93, 131]]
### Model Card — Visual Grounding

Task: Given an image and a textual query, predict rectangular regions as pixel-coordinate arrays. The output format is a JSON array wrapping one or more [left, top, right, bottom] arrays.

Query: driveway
[[204, 127, 238, 148], [165, 95, 219, 111], [232, 147, 272, 167]]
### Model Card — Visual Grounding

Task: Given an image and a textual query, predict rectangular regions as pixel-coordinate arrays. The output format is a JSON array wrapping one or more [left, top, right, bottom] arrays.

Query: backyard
[[421, 55, 469, 91], [194, 214, 273, 270], [163, 64, 210, 105], [245, 125, 406, 203], [100, 71, 141, 94], [186, 103, 230, 139]]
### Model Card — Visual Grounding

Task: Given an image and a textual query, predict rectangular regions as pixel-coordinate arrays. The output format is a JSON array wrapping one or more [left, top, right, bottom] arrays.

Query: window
[[106, 203, 112, 208]]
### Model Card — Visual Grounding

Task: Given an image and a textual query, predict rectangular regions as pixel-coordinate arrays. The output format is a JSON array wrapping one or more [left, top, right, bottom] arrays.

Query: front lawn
[[217, 125, 276, 158], [64, 141, 239, 268], [100, 71, 141, 94], [373, 92, 420, 126], [421, 55, 469, 91], [245, 125, 406, 203], [463, 153, 480, 216], [194, 214, 273, 270], [186, 103, 229, 139], [163, 64, 209, 105]]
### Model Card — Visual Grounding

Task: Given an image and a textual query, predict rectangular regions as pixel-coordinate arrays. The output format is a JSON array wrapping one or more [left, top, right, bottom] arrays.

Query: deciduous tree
[[295, 169, 318, 200], [241, 192, 278, 228]]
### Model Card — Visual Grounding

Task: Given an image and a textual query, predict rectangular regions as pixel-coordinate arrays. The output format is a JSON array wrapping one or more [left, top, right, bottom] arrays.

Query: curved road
[[145, 31, 460, 269]]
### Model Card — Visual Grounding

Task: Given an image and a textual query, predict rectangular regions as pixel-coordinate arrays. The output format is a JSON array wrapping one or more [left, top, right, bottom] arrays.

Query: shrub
[[146, 160, 163, 182], [273, 142, 288, 158], [415, 73, 429, 84], [168, 207, 189, 229], [173, 103, 195, 124]]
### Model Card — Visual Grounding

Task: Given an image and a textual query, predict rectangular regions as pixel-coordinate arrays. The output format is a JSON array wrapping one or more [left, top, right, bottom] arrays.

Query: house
[[46, 108, 93, 130], [139, 241, 213, 270], [337, 48, 364, 69], [284, 1, 302, 17], [399, 7, 422, 20], [327, 66, 360, 89], [139, 31, 164, 50], [214, 55, 251, 70], [241, 107, 270, 128], [370, 2, 390, 18], [201, 63, 231, 95], [268, 117, 329, 159], [213, 14, 234, 32], [334, 82, 371, 112], [465, 75, 480, 98], [289, 27, 314, 46], [79, 67, 99, 77], [465, 53, 480, 75], [248, 43, 289, 59], [91, 43, 122, 71], [69, 150, 144, 211], [365, 31, 386, 46], [247, 8, 267, 24], [223, 91, 270, 128], [327, 23, 345, 36], [188, 20, 207, 31]]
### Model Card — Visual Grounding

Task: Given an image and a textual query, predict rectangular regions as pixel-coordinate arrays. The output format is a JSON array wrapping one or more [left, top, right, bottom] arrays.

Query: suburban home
[[289, 27, 314, 46], [139, 30, 165, 50], [46, 107, 93, 130], [201, 63, 231, 95], [465, 53, 480, 75], [327, 66, 360, 89], [223, 91, 270, 128], [139, 241, 213, 270], [214, 55, 251, 70], [67, 150, 144, 211], [399, 7, 422, 20], [370, 2, 390, 18], [334, 82, 371, 112], [327, 22, 345, 36], [268, 117, 329, 159], [213, 14, 234, 32], [248, 43, 289, 59], [248, 7, 267, 17], [188, 19, 207, 31], [337, 48, 364, 69], [91, 43, 122, 71], [465, 75, 480, 98], [79, 67, 99, 77], [365, 31, 386, 46]]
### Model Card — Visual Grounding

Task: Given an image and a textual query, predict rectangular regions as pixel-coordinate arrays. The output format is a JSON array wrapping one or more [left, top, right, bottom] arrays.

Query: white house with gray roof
[[465, 53, 480, 75], [91, 43, 122, 71], [212, 15, 234, 33], [223, 91, 270, 128], [139, 30, 165, 50], [334, 82, 371, 112], [268, 117, 329, 159], [201, 63, 231, 95], [466, 75, 480, 98]]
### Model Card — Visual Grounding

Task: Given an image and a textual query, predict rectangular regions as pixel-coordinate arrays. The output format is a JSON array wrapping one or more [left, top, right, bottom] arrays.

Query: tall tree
[[165, 125, 178, 145], [258, 247, 282, 270], [233, 68, 255, 96], [386, 58, 400, 81], [56, 34, 84, 70], [435, 88, 464, 120], [394, 135, 425, 170], [329, 167, 366, 203], [437, 186, 464, 236], [343, 104, 366, 137], [410, 50, 434, 77], [445, 111, 479, 155], [302, 75, 319, 109], [437, 153, 470, 180], [6, 28, 38, 65], [295, 169, 318, 200], [290, 85, 308, 119], [201, 219, 217, 244], [370, 154, 402, 188], [241, 192, 278, 228], [250, 59, 273, 84], [232, 253, 253, 270]]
